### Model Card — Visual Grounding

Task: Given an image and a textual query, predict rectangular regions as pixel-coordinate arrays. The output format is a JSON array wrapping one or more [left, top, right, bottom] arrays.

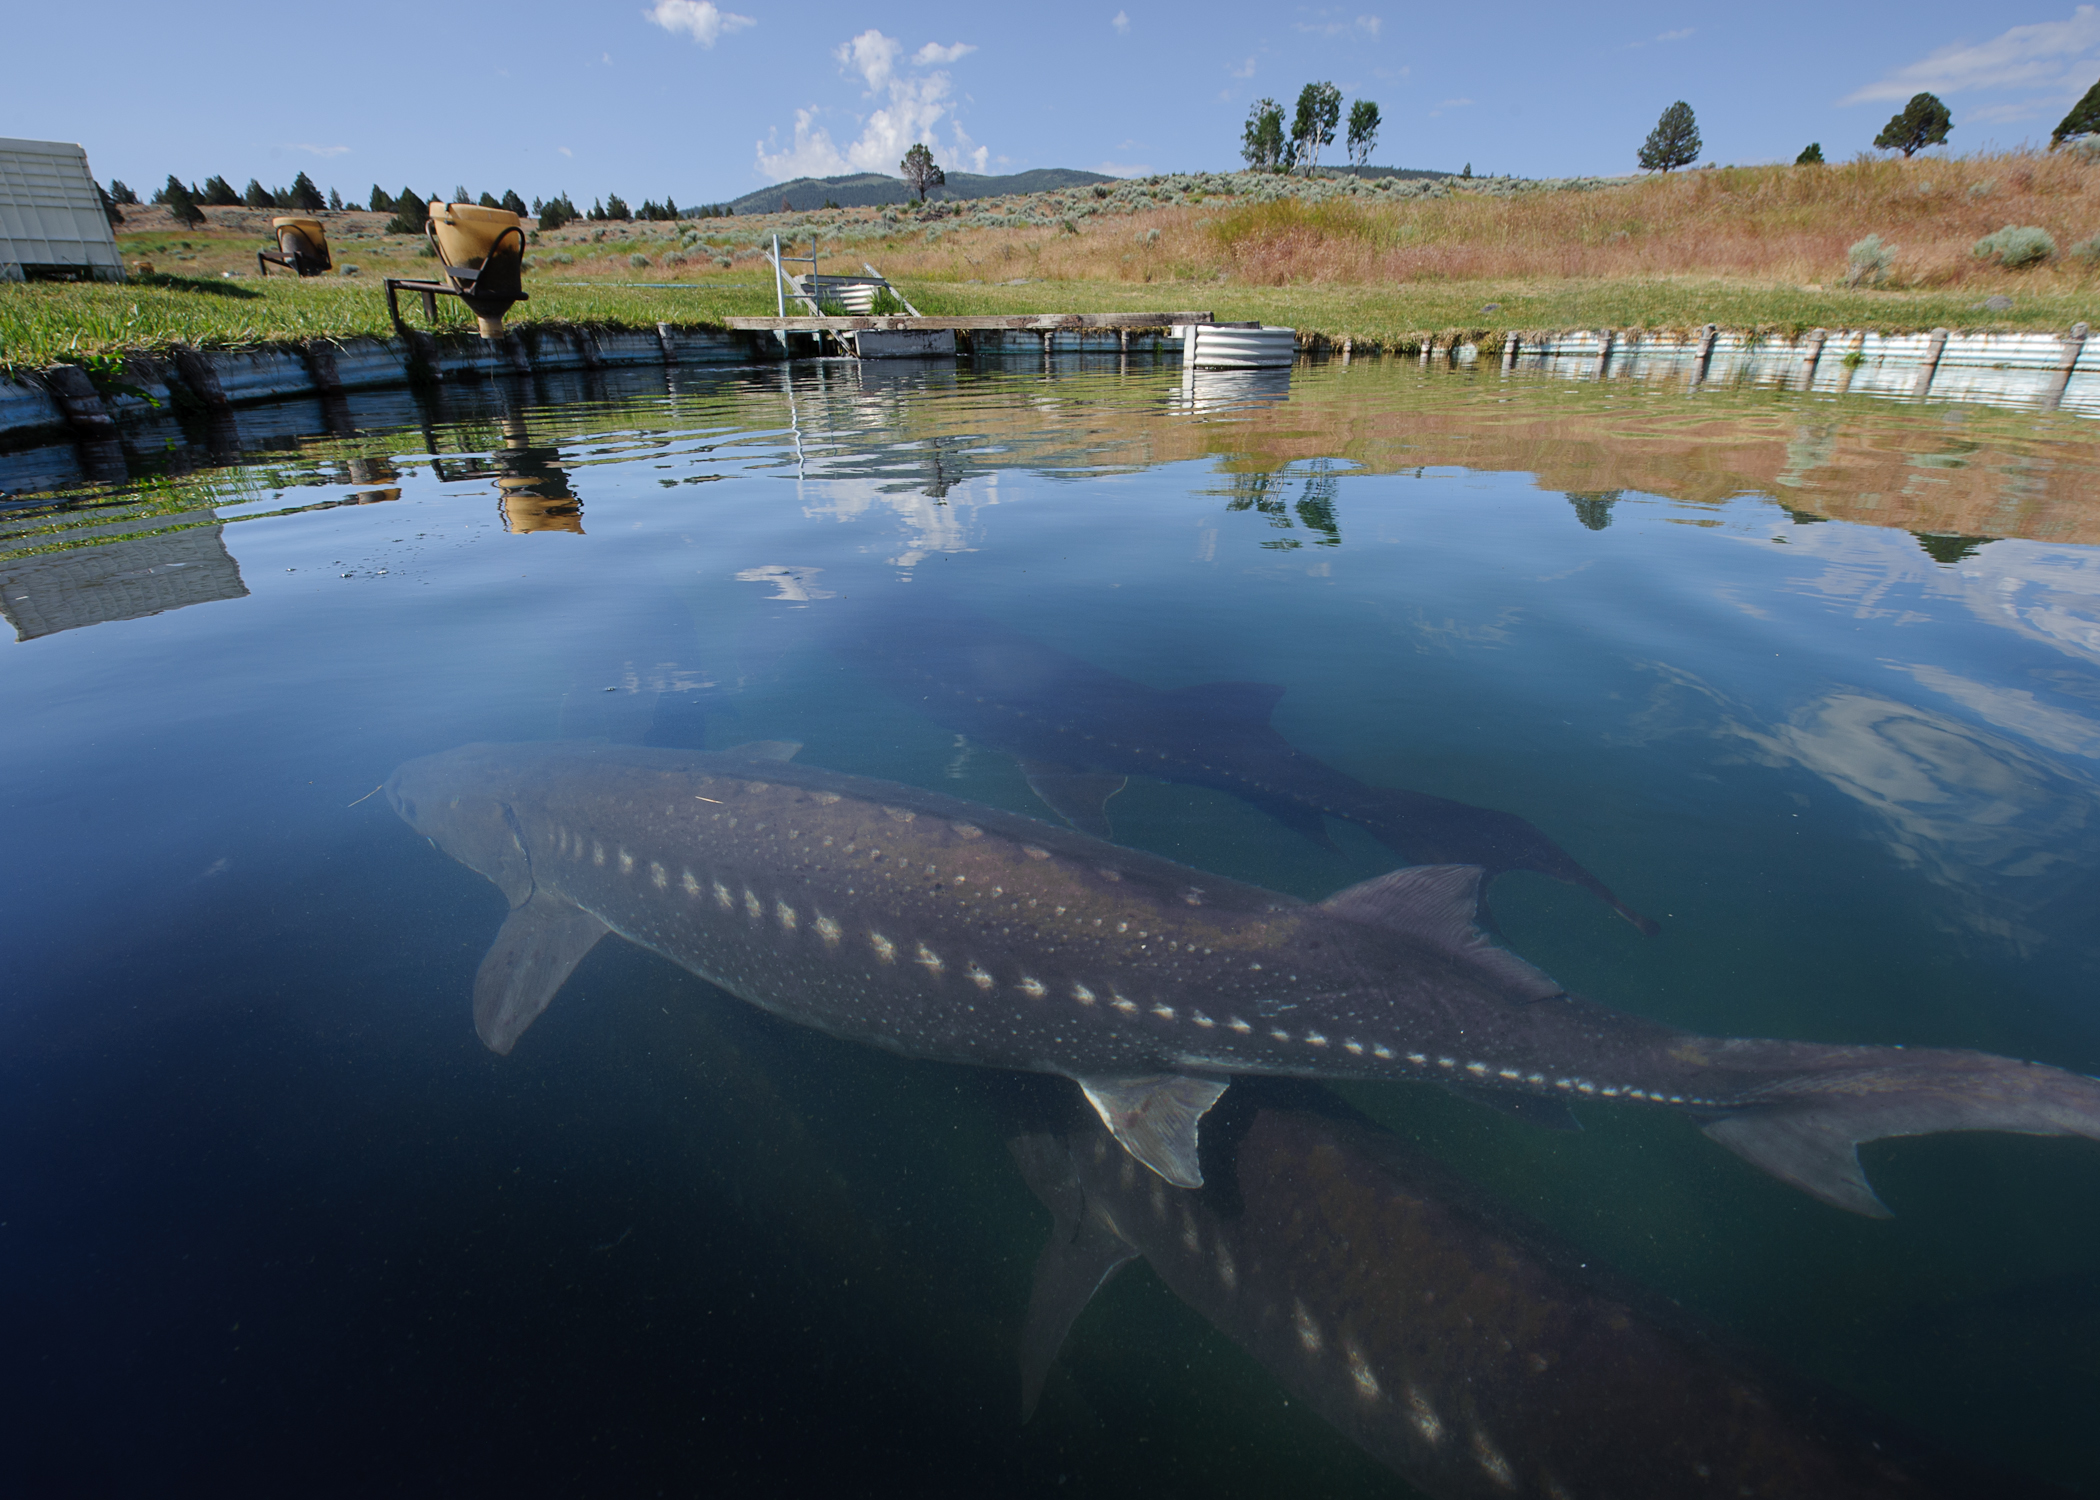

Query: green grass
[[3, 267, 2088, 373]]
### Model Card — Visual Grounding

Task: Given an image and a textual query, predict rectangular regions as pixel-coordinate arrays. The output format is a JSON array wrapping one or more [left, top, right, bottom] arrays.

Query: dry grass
[[6, 154, 2095, 370], [847, 152, 2100, 296]]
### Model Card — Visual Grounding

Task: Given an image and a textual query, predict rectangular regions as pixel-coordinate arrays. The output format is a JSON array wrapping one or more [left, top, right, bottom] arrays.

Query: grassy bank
[[4, 151, 2095, 370]]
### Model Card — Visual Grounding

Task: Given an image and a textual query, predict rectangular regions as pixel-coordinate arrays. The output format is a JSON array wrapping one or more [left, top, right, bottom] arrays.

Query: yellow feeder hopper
[[383, 200, 530, 341], [258, 216, 332, 277]]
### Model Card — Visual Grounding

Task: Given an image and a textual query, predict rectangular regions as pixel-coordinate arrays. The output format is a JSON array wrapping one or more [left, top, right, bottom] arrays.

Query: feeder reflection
[[494, 418, 582, 534]]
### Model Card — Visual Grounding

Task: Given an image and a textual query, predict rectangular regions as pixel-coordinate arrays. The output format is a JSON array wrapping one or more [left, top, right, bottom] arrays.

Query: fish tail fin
[[1703, 1051, 2100, 1217], [1008, 1134, 1137, 1422]]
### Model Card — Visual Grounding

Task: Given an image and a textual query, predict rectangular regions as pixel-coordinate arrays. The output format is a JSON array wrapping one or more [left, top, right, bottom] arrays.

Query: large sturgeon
[[1011, 1089, 2061, 1498], [828, 600, 1657, 932], [387, 740, 2100, 1215]]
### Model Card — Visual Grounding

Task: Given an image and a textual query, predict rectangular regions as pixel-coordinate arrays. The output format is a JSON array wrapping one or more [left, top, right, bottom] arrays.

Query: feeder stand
[[383, 201, 530, 341]]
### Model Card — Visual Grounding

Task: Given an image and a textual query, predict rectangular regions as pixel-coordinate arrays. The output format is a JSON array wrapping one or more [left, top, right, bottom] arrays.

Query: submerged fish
[[387, 740, 2100, 1215], [830, 601, 1657, 932], [1011, 1091, 2060, 1498]]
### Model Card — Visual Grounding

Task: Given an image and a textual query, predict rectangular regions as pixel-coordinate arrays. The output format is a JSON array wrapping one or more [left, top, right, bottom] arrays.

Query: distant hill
[[727, 168, 1115, 215]]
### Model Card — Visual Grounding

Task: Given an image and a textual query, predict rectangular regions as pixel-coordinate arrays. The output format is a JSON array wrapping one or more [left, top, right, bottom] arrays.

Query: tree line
[[1240, 82, 1380, 173], [127, 176, 735, 233]]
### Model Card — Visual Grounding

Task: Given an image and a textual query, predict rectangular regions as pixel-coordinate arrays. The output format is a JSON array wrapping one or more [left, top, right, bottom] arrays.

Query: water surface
[[5, 357, 2100, 1495]]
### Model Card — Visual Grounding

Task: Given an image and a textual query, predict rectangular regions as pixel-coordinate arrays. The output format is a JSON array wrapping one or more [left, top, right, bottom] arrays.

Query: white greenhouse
[[0, 137, 124, 283]]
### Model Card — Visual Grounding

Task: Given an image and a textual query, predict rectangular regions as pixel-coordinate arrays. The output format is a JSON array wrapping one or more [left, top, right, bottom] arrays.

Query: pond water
[[5, 356, 2100, 1496]]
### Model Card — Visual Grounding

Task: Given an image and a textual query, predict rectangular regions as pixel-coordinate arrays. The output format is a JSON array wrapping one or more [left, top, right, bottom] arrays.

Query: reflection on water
[[7, 357, 2100, 1495]]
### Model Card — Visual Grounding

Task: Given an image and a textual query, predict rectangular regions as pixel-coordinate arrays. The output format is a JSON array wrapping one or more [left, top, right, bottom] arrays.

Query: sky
[[10, 2, 2100, 207]]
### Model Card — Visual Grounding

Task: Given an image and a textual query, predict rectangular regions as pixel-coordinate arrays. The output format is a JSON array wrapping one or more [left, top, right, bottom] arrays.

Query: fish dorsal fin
[[1008, 1134, 1139, 1420], [1320, 865, 1566, 1003], [722, 739, 802, 762], [1019, 760, 1129, 838], [1168, 680, 1287, 726], [472, 890, 611, 1054], [1073, 1073, 1231, 1189]]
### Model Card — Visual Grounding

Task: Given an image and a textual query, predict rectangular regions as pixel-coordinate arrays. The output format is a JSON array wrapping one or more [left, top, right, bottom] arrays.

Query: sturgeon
[[387, 740, 2100, 1215], [829, 600, 1657, 932], [1012, 1091, 2061, 1498]]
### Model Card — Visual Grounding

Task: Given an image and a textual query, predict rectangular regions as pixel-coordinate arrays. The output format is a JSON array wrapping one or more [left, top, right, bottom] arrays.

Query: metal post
[[1912, 327, 1949, 401], [2049, 321, 2089, 411], [1800, 328, 1828, 387]]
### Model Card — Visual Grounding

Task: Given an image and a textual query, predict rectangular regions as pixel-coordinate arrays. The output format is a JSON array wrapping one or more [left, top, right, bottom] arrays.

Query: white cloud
[[288, 143, 350, 157], [1229, 56, 1256, 78], [1428, 96, 1472, 117], [1657, 26, 1693, 41], [1097, 161, 1152, 176], [1112, 10, 1130, 33], [1842, 6, 2100, 104], [1293, 12, 1381, 37], [645, 0, 754, 45], [558, 146, 574, 157], [840, 28, 903, 90], [915, 40, 976, 64], [757, 30, 984, 182]]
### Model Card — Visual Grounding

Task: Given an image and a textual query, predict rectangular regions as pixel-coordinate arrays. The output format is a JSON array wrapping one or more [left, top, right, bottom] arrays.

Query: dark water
[[5, 357, 2100, 1496]]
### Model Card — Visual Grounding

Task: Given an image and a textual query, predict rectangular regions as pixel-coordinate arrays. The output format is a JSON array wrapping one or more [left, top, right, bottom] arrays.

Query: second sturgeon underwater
[[387, 740, 2100, 1215]]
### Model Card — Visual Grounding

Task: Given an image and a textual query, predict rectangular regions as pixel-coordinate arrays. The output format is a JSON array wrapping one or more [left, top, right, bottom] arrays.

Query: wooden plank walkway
[[723, 312, 1214, 333]]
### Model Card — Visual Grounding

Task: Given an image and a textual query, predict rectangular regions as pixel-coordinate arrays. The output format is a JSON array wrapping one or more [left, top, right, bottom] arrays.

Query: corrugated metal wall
[[0, 137, 124, 283]]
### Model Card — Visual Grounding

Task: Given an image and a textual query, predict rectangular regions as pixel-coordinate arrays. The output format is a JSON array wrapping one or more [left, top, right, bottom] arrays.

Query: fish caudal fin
[[1008, 1134, 1138, 1421], [1072, 1073, 1230, 1189], [1703, 1050, 2100, 1217], [473, 891, 611, 1054]]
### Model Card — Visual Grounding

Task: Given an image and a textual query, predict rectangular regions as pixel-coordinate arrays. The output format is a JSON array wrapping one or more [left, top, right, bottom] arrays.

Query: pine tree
[[97, 183, 123, 227], [289, 172, 324, 211], [199, 175, 240, 206], [1346, 99, 1380, 168], [901, 142, 946, 201], [1874, 93, 1951, 158], [605, 192, 631, 220], [1637, 101, 1701, 171], [588, 199, 607, 221], [2054, 78, 2100, 146], [369, 184, 391, 212], [243, 178, 274, 208], [501, 189, 528, 217], [453, 185, 470, 205], [479, 191, 501, 209], [384, 189, 427, 236], [1241, 99, 1288, 172], [1796, 142, 1825, 165], [328, 187, 343, 211], [162, 175, 205, 228], [1292, 82, 1341, 173], [108, 179, 138, 205]]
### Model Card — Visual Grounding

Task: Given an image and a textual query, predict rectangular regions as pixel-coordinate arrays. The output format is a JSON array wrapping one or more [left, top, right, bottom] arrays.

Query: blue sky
[[12, 3, 2100, 205]]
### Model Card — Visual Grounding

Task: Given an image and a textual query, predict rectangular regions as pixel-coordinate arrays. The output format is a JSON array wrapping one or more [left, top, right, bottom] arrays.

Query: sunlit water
[[5, 357, 2100, 1495]]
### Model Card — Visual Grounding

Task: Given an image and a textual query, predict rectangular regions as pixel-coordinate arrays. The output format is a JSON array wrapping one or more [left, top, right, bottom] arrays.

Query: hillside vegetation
[[6, 153, 2096, 369]]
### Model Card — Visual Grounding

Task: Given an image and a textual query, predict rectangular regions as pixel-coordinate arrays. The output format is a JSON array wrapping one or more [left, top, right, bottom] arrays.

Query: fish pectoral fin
[[721, 739, 802, 762], [1445, 1081, 1584, 1132], [1009, 1134, 1139, 1422], [472, 891, 612, 1055], [1019, 760, 1129, 839], [1320, 864, 1567, 1003], [1072, 1073, 1230, 1189]]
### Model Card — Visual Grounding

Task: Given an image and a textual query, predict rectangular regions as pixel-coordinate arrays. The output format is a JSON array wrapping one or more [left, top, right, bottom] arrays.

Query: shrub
[[1968, 179, 1995, 198], [1796, 142, 1824, 165], [628, 252, 651, 267], [1845, 233, 1896, 287], [662, 252, 687, 267], [1971, 224, 2056, 268], [2070, 234, 2100, 265]]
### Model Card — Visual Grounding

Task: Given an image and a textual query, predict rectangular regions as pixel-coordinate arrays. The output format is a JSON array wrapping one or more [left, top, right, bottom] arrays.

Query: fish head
[[387, 743, 538, 906]]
